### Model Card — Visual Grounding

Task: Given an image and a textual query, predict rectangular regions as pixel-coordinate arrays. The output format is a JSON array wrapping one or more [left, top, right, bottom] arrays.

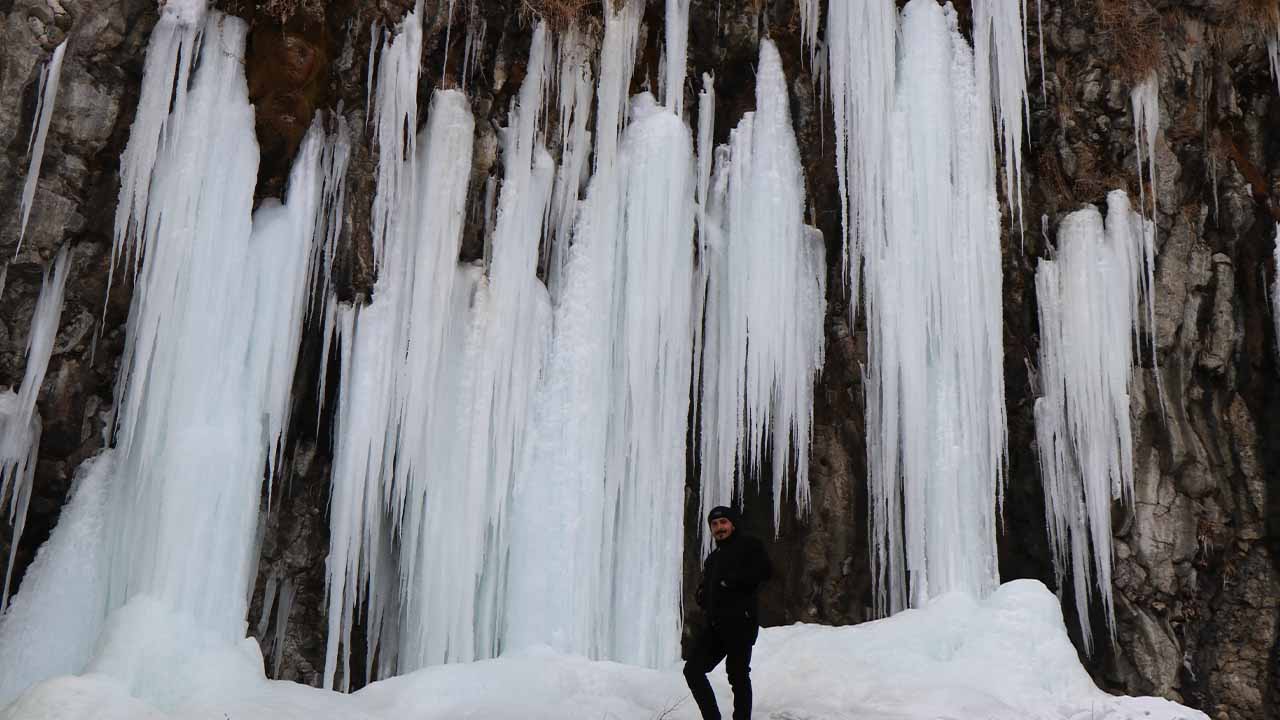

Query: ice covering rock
[[506, 92, 695, 667], [864, 0, 1007, 615], [0, 245, 69, 606], [0, 452, 113, 705], [1033, 191, 1156, 653]]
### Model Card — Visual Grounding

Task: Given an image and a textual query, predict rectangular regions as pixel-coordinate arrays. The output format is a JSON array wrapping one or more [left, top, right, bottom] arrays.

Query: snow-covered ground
[[1, 580, 1204, 720]]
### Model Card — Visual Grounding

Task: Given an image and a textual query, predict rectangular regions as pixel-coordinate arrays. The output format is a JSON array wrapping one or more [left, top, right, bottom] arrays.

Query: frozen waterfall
[[863, 0, 1008, 615]]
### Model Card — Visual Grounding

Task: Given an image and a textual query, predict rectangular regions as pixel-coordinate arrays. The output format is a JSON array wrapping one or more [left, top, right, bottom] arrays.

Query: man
[[684, 505, 773, 720]]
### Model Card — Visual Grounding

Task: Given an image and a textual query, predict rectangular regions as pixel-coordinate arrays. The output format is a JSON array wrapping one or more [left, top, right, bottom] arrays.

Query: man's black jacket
[[696, 531, 773, 623]]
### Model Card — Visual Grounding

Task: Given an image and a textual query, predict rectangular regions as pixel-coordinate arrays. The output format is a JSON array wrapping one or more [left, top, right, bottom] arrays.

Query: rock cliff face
[[0, 0, 1276, 716]]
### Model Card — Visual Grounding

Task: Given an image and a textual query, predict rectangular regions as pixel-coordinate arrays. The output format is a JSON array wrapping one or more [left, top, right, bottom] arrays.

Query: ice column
[[545, 24, 595, 301], [506, 0, 696, 667], [1274, 225, 1280, 363], [664, 0, 690, 115], [322, 4, 427, 689], [0, 246, 69, 606], [103, 10, 328, 650], [864, 0, 1007, 615], [826, 0, 895, 322], [698, 40, 827, 541], [1033, 191, 1155, 653], [16, 41, 67, 251]]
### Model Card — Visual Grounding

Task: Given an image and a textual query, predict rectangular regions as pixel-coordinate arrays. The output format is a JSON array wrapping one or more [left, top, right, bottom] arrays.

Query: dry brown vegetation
[[520, 0, 595, 30], [1093, 0, 1163, 83]]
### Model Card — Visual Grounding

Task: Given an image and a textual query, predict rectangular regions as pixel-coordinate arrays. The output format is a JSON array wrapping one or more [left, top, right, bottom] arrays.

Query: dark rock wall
[[0, 0, 1275, 716]]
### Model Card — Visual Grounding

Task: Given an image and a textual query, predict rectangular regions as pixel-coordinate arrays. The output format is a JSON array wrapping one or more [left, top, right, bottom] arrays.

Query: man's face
[[710, 517, 734, 541]]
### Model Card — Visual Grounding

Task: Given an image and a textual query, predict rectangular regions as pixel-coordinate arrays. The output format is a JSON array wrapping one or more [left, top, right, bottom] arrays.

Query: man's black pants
[[683, 617, 759, 720]]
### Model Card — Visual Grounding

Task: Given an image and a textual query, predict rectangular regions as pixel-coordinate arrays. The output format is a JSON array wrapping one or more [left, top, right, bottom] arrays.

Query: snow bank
[[1, 581, 1206, 720]]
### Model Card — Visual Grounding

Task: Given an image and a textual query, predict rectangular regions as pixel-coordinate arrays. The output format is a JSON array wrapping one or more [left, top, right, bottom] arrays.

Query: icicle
[[1131, 72, 1159, 218], [0, 245, 70, 608], [462, 16, 487, 92], [1033, 190, 1155, 654], [1274, 225, 1280, 363], [1129, 72, 1163, 408], [16, 41, 68, 253], [800, 0, 821, 68], [698, 40, 827, 544], [864, 0, 1007, 615], [369, 1, 424, 265], [664, 0, 691, 115], [545, 23, 595, 301], [971, 0, 1030, 226], [826, 0, 895, 323], [594, 0, 644, 172], [110, 0, 207, 282]]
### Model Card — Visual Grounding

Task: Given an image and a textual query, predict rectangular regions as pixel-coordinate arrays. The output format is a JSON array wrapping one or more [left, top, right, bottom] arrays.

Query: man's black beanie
[[707, 505, 740, 526]]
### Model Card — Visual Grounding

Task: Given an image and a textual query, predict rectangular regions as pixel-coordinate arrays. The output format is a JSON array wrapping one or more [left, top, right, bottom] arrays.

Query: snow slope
[[2, 580, 1204, 720]]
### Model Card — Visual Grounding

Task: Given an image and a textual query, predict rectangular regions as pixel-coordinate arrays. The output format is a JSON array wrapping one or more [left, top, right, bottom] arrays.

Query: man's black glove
[[695, 584, 705, 608]]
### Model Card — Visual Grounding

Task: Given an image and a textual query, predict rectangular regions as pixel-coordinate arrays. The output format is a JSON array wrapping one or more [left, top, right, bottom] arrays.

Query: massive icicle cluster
[[0, 247, 69, 606], [16, 41, 67, 251], [697, 40, 827, 542], [863, 0, 1007, 615], [1033, 191, 1156, 654], [1, 7, 342, 705]]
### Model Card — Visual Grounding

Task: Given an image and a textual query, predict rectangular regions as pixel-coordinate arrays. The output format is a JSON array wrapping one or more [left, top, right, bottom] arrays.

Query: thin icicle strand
[[698, 40, 827, 544], [865, 0, 1007, 615], [1034, 191, 1155, 655], [0, 246, 70, 608], [16, 41, 68, 253], [664, 0, 691, 115]]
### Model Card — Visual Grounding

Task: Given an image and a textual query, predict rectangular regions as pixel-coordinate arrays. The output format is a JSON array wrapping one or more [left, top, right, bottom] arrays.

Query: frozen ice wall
[[16, 40, 67, 251], [0, 246, 69, 606], [1033, 191, 1156, 653], [864, 0, 1007, 615], [697, 40, 827, 545]]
